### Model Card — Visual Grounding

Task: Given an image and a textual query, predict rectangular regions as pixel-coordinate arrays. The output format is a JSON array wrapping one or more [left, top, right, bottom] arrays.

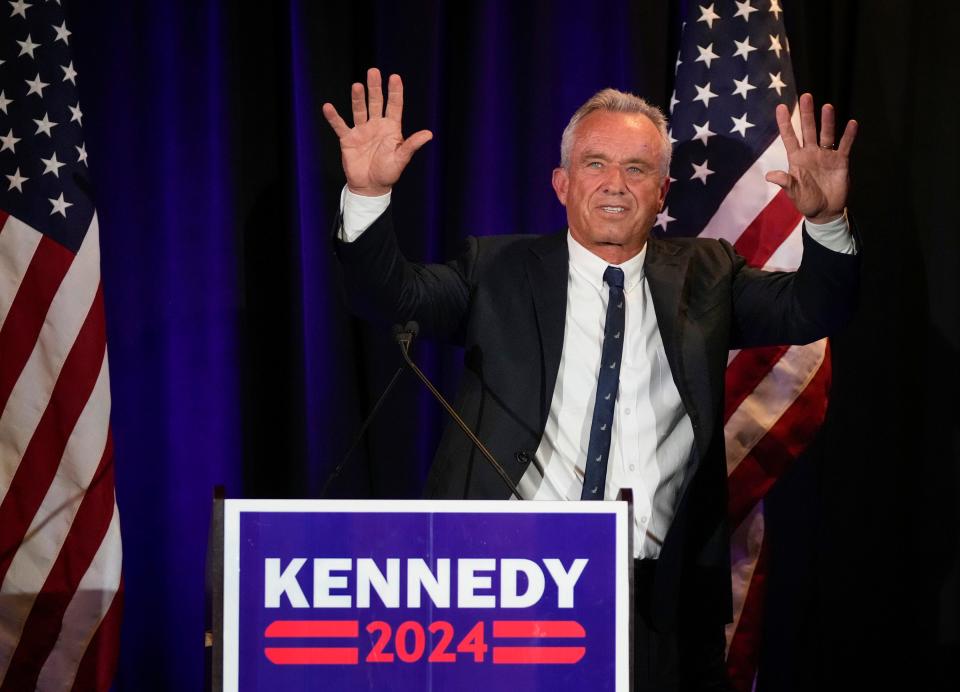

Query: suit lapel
[[525, 232, 568, 425]]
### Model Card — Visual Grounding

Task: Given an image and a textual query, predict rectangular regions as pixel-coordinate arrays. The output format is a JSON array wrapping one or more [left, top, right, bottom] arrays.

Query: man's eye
[[627, 166, 644, 174], [587, 161, 603, 168]]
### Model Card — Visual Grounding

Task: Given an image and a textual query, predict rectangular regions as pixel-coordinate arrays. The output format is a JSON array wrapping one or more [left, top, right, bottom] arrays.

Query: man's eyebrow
[[580, 150, 650, 165]]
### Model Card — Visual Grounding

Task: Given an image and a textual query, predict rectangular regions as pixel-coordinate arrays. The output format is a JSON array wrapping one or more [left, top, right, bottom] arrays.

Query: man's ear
[[658, 175, 671, 208], [552, 167, 569, 206]]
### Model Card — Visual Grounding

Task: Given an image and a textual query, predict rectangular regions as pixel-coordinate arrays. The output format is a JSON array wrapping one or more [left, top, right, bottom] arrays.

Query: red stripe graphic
[[69, 580, 124, 692], [727, 351, 831, 528], [0, 434, 115, 691], [492, 620, 585, 638], [265, 647, 359, 665], [732, 189, 802, 268], [0, 235, 74, 412], [0, 284, 107, 586], [265, 620, 359, 638], [492, 646, 585, 664], [725, 538, 769, 692]]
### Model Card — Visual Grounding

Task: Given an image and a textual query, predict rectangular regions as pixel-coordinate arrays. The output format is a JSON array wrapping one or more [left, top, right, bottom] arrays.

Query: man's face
[[552, 110, 670, 263]]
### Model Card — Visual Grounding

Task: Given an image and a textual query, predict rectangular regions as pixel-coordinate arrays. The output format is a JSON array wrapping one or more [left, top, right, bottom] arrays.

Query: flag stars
[[768, 71, 787, 96], [0, 91, 11, 114], [6, 167, 27, 192], [69, 103, 83, 124], [76, 143, 88, 164], [34, 112, 57, 137], [769, 0, 782, 19], [655, 207, 676, 231], [695, 42, 720, 68], [0, 129, 20, 153], [690, 159, 714, 184], [693, 81, 718, 107], [734, 0, 758, 21], [732, 75, 756, 99], [41, 151, 65, 176], [61, 61, 77, 84], [730, 113, 755, 137], [9, 0, 31, 18], [670, 90, 679, 113], [733, 36, 757, 60], [697, 4, 720, 30], [769, 34, 783, 59], [52, 20, 71, 44], [49, 192, 72, 217], [17, 34, 40, 59], [25, 73, 49, 97], [692, 120, 716, 145]]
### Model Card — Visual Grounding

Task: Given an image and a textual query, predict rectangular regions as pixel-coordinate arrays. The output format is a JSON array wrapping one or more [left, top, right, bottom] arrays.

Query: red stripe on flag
[[0, 210, 9, 231], [492, 620, 585, 638], [264, 648, 359, 665], [68, 578, 123, 692], [0, 434, 115, 692], [727, 352, 831, 528], [265, 621, 359, 638], [725, 538, 769, 692], [0, 284, 107, 586], [492, 646, 585, 664], [732, 189, 802, 268], [0, 235, 74, 412], [723, 345, 791, 423]]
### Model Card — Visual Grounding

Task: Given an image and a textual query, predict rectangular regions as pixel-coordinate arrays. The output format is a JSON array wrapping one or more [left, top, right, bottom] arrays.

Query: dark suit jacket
[[335, 205, 859, 630]]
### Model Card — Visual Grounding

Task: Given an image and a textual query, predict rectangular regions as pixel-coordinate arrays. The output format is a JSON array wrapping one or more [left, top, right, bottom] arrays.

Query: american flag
[[659, 2, 827, 689], [0, 2, 122, 690]]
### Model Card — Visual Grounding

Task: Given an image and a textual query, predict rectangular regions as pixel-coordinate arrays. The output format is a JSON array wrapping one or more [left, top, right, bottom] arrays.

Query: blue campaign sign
[[222, 500, 629, 691]]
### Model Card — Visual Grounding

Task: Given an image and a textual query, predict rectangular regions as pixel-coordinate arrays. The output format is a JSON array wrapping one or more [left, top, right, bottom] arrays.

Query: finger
[[351, 82, 367, 125], [765, 170, 795, 193], [819, 103, 836, 148], [837, 118, 858, 156], [799, 92, 817, 147], [396, 129, 433, 163], [322, 102, 350, 138], [385, 73, 404, 121], [775, 103, 800, 153], [367, 67, 384, 119]]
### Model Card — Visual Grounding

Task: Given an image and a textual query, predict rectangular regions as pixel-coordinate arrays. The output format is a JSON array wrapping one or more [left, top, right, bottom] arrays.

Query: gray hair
[[559, 88, 672, 176]]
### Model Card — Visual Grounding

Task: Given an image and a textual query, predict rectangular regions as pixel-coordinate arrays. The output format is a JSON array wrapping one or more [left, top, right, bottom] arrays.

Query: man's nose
[[601, 165, 627, 193]]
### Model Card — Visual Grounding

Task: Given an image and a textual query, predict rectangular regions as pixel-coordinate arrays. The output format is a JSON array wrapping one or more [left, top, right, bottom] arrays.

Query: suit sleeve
[[333, 204, 475, 345], [726, 225, 861, 349]]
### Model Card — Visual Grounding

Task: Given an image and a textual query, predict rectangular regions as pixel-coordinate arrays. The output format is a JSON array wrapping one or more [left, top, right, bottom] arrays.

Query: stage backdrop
[[61, 1, 957, 690]]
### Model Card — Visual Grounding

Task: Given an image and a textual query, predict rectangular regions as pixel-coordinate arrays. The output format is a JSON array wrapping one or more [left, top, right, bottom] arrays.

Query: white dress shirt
[[339, 186, 856, 559]]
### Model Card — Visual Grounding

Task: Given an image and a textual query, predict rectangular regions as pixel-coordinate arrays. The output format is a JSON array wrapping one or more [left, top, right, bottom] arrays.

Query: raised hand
[[322, 68, 433, 196], [765, 93, 858, 224]]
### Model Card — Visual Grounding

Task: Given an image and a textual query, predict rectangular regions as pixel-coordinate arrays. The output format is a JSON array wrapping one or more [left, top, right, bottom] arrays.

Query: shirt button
[[624, 408, 632, 415], [629, 464, 635, 471], [640, 516, 648, 524]]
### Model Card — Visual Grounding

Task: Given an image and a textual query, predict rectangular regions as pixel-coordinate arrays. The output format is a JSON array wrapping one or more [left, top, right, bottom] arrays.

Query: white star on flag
[[25, 72, 49, 96], [695, 42, 720, 68], [690, 159, 714, 184], [698, 4, 720, 30], [734, 0, 758, 21], [0, 128, 20, 152], [0, 90, 11, 114], [693, 81, 718, 107], [9, 0, 31, 19], [48, 191, 72, 216], [692, 120, 716, 145], [33, 112, 57, 136], [733, 36, 757, 60], [768, 33, 783, 58], [61, 60, 76, 84], [76, 143, 88, 164], [52, 20, 70, 44], [17, 33, 39, 58], [730, 112, 754, 137], [655, 206, 676, 230], [768, 71, 787, 96], [6, 167, 28, 192], [732, 75, 756, 99], [40, 151, 65, 176], [769, 0, 782, 19], [69, 103, 82, 124]]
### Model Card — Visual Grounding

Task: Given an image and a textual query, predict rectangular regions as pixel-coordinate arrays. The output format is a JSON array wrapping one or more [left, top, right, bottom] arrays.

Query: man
[[324, 68, 858, 690]]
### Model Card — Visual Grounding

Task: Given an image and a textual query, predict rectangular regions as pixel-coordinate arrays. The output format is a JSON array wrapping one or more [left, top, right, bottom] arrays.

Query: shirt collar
[[566, 230, 646, 292]]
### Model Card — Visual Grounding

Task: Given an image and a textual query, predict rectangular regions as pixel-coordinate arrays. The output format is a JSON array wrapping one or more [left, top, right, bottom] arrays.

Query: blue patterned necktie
[[581, 266, 626, 501]]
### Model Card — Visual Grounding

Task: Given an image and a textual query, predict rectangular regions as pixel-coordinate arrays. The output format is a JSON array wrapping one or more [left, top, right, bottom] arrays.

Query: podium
[[207, 497, 632, 691]]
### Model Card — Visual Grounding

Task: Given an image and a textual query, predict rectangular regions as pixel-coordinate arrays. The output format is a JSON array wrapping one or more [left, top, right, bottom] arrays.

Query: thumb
[[397, 129, 433, 163], [765, 170, 793, 191]]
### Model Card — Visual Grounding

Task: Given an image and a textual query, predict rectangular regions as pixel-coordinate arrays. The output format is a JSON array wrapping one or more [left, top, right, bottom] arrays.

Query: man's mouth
[[599, 206, 626, 214]]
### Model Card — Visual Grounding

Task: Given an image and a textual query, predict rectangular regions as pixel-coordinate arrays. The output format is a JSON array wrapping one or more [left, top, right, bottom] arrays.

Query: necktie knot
[[603, 266, 625, 290]]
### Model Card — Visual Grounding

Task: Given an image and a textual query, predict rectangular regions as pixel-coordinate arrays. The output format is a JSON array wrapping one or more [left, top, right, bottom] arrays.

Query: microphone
[[395, 321, 523, 500]]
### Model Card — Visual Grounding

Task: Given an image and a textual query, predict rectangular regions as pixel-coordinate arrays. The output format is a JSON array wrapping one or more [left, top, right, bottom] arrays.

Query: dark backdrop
[[63, 1, 957, 689]]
